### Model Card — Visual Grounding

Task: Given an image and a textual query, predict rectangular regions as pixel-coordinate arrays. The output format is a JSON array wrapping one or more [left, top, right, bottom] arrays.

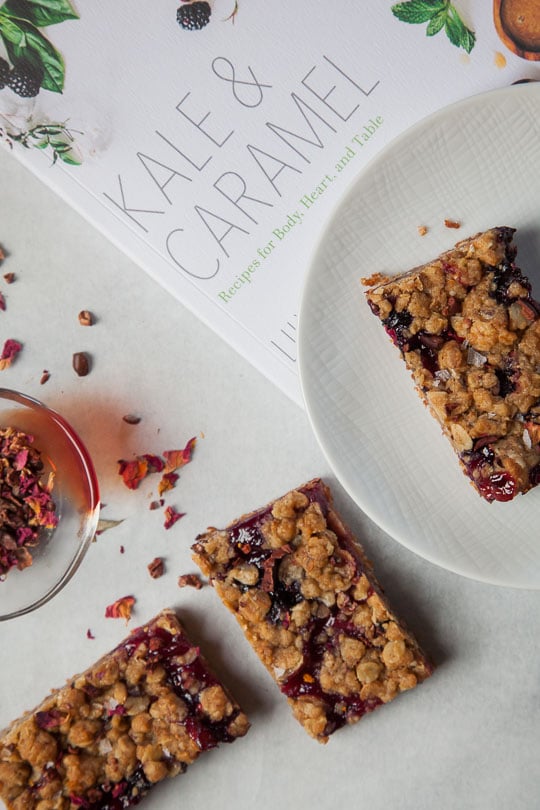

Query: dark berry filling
[[69, 765, 154, 810], [461, 442, 517, 502], [382, 309, 412, 350], [223, 482, 331, 626], [491, 258, 532, 305], [495, 367, 516, 397], [384, 317, 464, 374], [122, 625, 239, 746], [280, 615, 382, 737]]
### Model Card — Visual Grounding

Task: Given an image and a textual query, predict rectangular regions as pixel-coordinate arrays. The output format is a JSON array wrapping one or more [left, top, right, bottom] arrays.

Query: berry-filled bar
[[0, 609, 249, 810], [364, 227, 540, 502], [192, 479, 433, 743]]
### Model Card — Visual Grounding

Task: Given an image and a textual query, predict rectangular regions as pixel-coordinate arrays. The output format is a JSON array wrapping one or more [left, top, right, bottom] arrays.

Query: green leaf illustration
[[0, 0, 78, 27], [391, 0, 445, 24], [0, 15, 65, 91], [391, 0, 476, 53], [426, 9, 446, 36]]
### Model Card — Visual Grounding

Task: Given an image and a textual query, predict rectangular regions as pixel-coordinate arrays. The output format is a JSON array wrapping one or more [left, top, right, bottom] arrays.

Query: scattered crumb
[[40, 370, 50, 385], [122, 414, 141, 425], [178, 573, 203, 590], [86, 629, 95, 640], [417, 225, 428, 237], [0, 291, 5, 311], [494, 51, 507, 69], [149, 499, 164, 510], [444, 219, 461, 229], [148, 557, 165, 579], [120, 545, 125, 554], [72, 351, 90, 377], [361, 272, 390, 287], [3, 272, 14, 284], [78, 310, 94, 326]]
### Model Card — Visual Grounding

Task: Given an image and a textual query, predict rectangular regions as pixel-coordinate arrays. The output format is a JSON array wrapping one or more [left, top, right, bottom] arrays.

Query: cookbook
[[0, 0, 538, 403]]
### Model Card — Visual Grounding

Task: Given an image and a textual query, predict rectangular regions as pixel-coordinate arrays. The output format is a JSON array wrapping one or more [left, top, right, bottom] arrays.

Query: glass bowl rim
[[0, 388, 100, 620]]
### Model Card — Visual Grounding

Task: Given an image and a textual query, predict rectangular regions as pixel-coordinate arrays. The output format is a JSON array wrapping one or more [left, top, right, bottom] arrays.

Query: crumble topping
[[364, 227, 540, 501], [192, 479, 433, 743], [0, 610, 249, 809]]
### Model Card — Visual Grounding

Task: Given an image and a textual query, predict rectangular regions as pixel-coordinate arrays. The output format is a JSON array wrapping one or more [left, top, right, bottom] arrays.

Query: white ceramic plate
[[298, 83, 540, 589]]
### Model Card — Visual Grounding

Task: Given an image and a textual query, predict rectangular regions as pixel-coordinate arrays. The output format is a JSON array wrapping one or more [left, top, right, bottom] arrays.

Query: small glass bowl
[[0, 389, 100, 620]]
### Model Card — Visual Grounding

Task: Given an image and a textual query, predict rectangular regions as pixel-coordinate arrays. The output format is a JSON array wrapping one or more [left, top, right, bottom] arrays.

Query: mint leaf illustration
[[11, 121, 82, 165], [391, 0, 476, 53], [392, 1, 445, 24], [1, 0, 78, 27], [426, 9, 446, 35]]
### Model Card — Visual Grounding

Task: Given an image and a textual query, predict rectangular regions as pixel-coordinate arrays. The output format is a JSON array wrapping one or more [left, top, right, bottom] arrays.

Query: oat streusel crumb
[[0, 609, 249, 810], [364, 227, 540, 502], [192, 479, 433, 743]]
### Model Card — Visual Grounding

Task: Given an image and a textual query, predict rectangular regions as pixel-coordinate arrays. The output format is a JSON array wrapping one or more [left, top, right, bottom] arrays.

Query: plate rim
[[298, 82, 540, 590]]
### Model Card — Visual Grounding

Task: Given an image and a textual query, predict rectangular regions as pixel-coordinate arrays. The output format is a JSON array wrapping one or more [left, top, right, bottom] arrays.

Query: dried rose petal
[[86, 629, 95, 640], [178, 573, 203, 590], [149, 499, 164, 510], [40, 370, 50, 385], [158, 471, 179, 496], [444, 219, 461, 229], [148, 557, 164, 579], [0, 428, 58, 577], [105, 595, 135, 622], [164, 505, 185, 530], [0, 339, 22, 370], [13, 448, 28, 471], [3, 272, 14, 284], [142, 453, 164, 473], [0, 291, 5, 311], [163, 438, 197, 472], [117, 458, 149, 490]]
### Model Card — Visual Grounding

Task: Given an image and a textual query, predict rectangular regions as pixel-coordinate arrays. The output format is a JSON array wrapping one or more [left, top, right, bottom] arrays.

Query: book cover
[[0, 0, 538, 403]]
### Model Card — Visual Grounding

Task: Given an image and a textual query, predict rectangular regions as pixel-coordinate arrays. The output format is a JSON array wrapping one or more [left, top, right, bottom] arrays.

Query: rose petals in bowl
[[0, 389, 100, 620]]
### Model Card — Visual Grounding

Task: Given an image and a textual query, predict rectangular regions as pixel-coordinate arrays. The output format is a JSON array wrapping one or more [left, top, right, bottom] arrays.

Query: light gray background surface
[[0, 147, 538, 810]]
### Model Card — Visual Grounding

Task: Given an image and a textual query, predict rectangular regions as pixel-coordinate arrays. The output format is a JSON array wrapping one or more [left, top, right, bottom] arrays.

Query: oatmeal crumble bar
[[0, 609, 249, 810], [192, 479, 433, 743], [364, 227, 540, 502]]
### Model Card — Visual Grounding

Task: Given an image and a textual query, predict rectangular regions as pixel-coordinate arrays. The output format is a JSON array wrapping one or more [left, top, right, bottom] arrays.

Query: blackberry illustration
[[0, 57, 10, 90], [177, 1, 212, 30], [8, 62, 43, 98]]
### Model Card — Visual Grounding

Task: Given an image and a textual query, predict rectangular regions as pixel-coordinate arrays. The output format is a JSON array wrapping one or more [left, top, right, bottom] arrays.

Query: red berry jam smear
[[280, 615, 382, 738], [461, 444, 517, 502]]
